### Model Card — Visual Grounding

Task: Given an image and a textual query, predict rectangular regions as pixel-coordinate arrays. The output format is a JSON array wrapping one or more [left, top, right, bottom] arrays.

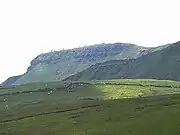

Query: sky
[[0, 0, 180, 83]]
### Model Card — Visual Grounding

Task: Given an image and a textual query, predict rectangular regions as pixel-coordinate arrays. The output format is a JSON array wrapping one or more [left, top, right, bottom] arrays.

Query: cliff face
[[2, 43, 152, 86]]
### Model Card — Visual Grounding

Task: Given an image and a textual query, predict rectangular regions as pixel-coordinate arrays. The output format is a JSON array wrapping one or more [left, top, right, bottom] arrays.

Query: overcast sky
[[0, 0, 180, 83]]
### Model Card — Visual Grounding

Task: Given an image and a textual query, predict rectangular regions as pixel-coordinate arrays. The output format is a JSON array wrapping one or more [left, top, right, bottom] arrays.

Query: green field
[[1, 79, 180, 135]]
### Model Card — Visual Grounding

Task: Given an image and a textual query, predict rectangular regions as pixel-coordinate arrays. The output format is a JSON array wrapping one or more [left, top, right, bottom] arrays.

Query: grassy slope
[[1, 79, 180, 134], [65, 41, 180, 81], [1, 95, 180, 135]]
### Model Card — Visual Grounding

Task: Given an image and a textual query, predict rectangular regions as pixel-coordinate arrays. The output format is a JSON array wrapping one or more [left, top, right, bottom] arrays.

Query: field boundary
[[95, 82, 180, 88], [0, 104, 101, 124], [1, 82, 179, 97]]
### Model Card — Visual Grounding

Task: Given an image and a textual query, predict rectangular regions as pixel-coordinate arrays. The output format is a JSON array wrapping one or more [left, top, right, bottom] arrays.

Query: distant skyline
[[0, 0, 180, 83]]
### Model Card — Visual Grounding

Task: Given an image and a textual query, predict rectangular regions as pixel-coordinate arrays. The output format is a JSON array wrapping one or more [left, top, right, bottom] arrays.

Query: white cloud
[[0, 0, 180, 82]]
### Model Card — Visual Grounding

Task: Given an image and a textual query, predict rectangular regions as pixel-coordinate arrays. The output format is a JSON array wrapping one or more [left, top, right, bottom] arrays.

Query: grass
[[1, 95, 180, 135], [97, 78, 180, 86], [1, 79, 180, 134]]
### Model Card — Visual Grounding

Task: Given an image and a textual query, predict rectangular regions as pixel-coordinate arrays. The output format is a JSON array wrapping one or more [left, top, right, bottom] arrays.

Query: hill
[[65, 41, 180, 81], [1, 75, 22, 87], [1, 43, 154, 86]]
